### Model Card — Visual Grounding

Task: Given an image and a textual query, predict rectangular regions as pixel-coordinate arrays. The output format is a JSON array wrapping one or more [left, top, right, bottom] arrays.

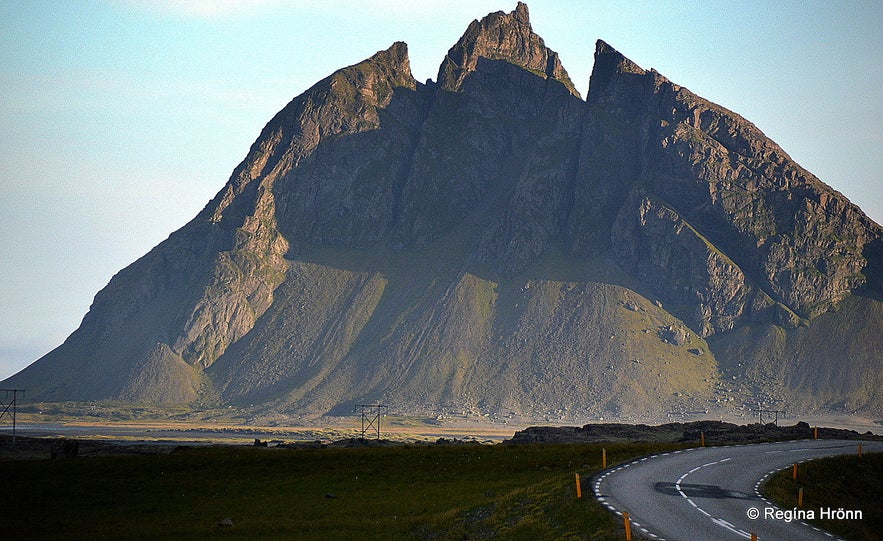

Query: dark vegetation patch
[[763, 452, 883, 541], [0, 434, 179, 461], [505, 420, 883, 445], [0, 438, 677, 541]]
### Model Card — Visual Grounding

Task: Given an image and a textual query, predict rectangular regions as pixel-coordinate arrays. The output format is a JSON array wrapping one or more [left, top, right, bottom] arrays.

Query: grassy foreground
[[763, 451, 883, 541], [0, 441, 681, 540]]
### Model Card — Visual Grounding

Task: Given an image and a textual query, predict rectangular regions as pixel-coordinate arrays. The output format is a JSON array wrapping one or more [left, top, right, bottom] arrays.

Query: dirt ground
[[2, 412, 880, 461]]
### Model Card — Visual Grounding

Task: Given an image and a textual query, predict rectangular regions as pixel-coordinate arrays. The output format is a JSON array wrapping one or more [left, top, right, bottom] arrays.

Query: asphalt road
[[593, 439, 883, 541]]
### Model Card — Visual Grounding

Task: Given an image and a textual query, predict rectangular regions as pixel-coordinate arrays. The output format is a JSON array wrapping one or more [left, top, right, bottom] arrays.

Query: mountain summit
[[6, 4, 881, 421], [438, 2, 579, 97]]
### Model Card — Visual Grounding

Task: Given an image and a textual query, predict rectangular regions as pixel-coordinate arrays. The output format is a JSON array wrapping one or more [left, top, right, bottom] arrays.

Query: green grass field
[[0, 442, 685, 540], [763, 451, 883, 541]]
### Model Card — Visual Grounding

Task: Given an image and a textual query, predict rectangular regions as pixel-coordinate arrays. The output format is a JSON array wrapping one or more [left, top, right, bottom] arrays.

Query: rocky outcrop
[[438, 2, 579, 97], [611, 191, 765, 335], [4, 4, 881, 418], [506, 421, 883, 445]]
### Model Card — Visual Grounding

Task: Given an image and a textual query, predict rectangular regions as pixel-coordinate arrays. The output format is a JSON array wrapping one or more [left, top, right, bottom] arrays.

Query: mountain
[[6, 3, 882, 422]]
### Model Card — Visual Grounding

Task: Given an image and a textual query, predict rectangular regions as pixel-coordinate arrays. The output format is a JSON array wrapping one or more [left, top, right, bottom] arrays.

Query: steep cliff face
[[5, 4, 881, 419], [610, 192, 767, 336], [584, 39, 881, 334]]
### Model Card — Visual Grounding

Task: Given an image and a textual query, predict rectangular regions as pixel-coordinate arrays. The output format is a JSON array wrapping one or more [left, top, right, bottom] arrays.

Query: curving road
[[593, 439, 882, 541]]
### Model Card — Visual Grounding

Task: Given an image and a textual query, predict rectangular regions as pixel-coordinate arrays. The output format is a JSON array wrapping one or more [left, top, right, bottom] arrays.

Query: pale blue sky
[[1, 0, 881, 380]]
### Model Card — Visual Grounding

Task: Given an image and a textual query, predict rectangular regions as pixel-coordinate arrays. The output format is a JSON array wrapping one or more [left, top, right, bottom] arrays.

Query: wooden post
[[700, 431, 705, 447], [813, 426, 818, 439], [751, 533, 758, 541], [858, 443, 863, 457], [792, 463, 798, 480], [623, 511, 633, 541], [575, 473, 582, 498], [602, 448, 607, 469], [798, 487, 804, 508]]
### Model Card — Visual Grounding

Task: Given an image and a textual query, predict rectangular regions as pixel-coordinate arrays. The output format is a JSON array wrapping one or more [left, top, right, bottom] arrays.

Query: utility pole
[[0, 389, 24, 447], [757, 409, 785, 425], [355, 404, 388, 439]]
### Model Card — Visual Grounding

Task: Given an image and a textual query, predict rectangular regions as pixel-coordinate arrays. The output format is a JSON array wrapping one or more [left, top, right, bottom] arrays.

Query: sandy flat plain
[[1, 411, 879, 446]]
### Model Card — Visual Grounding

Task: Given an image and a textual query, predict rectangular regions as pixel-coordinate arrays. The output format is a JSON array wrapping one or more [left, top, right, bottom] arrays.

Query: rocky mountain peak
[[587, 39, 647, 106], [4, 3, 881, 420], [585, 38, 883, 329], [513, 1, 530, 23], [593, 39, 644, 74], [438, 2, 579, 97], [202, 40, 416, 226], [360, 41, 415, 89]]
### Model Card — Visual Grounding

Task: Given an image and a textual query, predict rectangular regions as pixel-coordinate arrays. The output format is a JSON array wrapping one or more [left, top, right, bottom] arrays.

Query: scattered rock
[[217, 518, 234, 528], [658, 325, 687, 346]]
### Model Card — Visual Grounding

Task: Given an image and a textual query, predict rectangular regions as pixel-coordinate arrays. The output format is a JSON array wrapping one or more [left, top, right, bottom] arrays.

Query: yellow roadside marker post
[[623, 511, 632, 541]]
